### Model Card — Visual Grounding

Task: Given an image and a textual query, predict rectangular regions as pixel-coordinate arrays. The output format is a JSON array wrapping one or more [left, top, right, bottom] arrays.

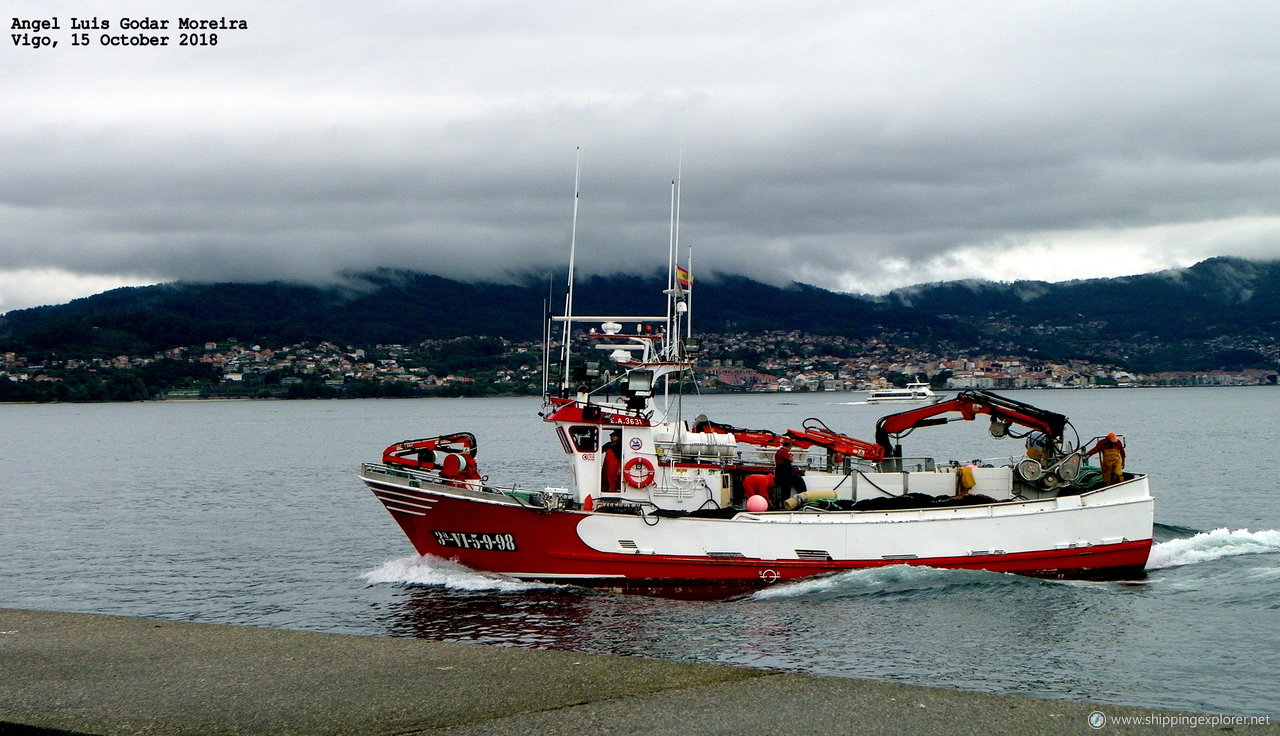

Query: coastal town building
[[3, 329, 1278, 401]]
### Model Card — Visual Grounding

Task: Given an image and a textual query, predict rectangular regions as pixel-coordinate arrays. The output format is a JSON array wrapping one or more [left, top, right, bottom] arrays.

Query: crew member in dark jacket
[[773, 437, 806, 503], [601, 430, 622, 492]]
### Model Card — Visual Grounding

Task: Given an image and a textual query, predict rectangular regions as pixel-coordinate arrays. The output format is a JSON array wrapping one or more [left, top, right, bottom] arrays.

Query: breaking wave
[[1146, 528, 1280, 570], [361, 554, 554, 593], [1153, 521, 1202, 542], [747, 564, 1040, 601]]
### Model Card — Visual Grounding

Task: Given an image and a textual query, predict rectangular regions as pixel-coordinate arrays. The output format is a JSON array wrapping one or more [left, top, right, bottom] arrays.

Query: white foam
[[1146, 528, 1280, 570], [749, 564, 995, 600], [361, 554, 552, 592]]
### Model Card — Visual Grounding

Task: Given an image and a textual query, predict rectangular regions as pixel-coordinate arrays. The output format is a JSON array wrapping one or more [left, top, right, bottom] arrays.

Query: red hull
[[366, 477, 1152, 594]]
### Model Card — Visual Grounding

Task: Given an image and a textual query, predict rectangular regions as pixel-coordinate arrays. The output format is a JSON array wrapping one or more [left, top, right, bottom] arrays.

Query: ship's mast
[[547, 152, 696, 406], [558, 148, 583, 394], [664, 157, 692, 425], [666, 177, 678, 347], [685, 240, 694, 340], [674, 155, 690, 341]]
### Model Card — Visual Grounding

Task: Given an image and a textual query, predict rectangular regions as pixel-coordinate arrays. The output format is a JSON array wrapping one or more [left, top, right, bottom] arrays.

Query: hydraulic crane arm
[[874, 390, 1068, 457]]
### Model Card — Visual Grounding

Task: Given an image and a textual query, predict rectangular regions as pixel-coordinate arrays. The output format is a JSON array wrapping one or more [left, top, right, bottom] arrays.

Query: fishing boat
[[360, 177, 1154, 596], [866, 381, 939, 403]]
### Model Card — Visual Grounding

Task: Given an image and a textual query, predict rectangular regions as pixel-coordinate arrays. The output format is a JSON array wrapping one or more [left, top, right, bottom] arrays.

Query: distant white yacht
[[866, 381, 938, 404]]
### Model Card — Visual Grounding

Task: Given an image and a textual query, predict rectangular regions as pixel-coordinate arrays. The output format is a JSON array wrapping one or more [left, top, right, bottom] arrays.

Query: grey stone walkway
[[1, 608, 1273, 735]]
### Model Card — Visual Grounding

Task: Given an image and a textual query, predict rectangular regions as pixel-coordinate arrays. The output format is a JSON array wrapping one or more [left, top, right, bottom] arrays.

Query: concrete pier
[[1, 608, 1274, 735]]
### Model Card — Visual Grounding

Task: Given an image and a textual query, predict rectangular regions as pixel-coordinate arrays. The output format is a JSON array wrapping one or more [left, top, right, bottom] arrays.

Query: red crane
[[874, 390, 1069, 458]]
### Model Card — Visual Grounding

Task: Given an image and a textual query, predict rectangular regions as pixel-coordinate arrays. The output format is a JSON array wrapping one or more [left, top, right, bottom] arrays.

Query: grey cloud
[[3, 0, 1280, 311]]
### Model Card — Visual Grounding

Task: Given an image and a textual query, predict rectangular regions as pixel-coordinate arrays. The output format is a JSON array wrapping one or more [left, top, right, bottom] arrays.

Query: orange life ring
[[623, 457, 655, 488]]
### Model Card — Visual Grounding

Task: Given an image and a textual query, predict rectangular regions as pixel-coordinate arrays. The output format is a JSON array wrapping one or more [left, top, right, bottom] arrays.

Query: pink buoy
[[745, 494, 769, 512]]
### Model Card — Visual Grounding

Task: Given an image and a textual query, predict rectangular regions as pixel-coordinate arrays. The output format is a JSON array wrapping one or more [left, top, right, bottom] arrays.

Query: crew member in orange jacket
[[1086, 433, 1127, 486]]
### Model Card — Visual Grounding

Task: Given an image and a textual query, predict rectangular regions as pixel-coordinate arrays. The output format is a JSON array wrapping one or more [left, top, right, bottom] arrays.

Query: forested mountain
[[2, 257, 1279, 372], [0, 270, 959, 357], [886, 257, 1280, 340], [884, 257, 1280, 370]]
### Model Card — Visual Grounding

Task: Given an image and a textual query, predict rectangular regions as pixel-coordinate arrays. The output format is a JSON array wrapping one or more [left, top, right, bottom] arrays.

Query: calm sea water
[[3, 389, 1279, 717]]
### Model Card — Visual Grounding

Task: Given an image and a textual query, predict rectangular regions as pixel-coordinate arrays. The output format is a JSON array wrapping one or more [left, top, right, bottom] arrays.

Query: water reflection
[[367, 562, 1137, 706], [376, 587, 601, 648]]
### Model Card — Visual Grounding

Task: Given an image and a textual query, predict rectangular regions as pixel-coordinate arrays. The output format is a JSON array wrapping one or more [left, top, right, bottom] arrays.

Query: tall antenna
[[559, 147, 582, 393], [666, 177, 677, 337], [685, 243, 694, 339], [671, 151, 686, 428], [674, 152, 688, 339]]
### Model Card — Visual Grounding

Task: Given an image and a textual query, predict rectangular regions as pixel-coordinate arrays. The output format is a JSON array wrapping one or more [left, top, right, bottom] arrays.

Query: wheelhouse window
[[568, 426, 598, 452]]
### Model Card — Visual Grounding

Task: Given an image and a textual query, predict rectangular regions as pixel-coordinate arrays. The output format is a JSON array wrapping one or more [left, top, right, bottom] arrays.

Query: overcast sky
[[4, 1, 1280, 313]]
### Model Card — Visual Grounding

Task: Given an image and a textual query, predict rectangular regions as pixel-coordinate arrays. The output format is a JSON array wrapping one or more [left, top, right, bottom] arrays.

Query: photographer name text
[[12, 16, 247, 48]]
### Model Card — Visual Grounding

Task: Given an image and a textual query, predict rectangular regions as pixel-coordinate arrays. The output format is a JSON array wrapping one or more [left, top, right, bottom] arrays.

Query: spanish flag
[[676, 266, 692, 290]]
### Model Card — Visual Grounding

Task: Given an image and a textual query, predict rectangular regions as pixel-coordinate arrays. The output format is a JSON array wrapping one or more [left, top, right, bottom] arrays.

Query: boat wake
[[747, 564, 1040, 601], [1146, 528, 1280, 571], [746, 529, 1280, 600], [1152, 521, 1201, 542], [361, 554, 554, 593]]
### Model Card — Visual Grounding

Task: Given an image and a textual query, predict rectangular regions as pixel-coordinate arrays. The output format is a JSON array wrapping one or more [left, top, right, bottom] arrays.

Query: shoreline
[[1, 382, 1277, 406]]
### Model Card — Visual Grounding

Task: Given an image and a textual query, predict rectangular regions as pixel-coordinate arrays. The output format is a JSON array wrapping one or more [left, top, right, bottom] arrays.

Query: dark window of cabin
[[569, 426, 598, 452]]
